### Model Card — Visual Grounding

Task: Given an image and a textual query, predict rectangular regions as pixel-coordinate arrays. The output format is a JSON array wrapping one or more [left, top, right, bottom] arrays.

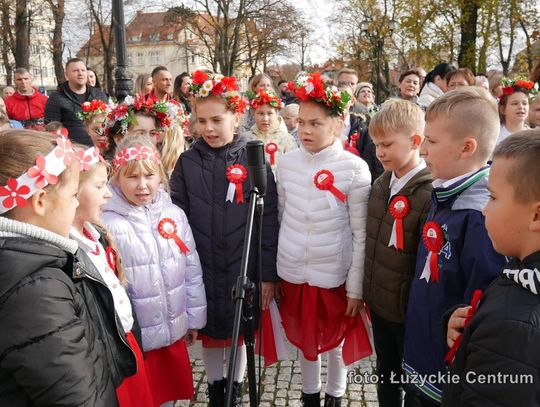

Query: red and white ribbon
[[313, 169, 347, 209], [226, 164, 247, 204], [265, 142, 278, 166], [420, 221, 444, 282], [255, 300, 289, 367], [388, 196, 410, 250], [158, 218, 189, 254]]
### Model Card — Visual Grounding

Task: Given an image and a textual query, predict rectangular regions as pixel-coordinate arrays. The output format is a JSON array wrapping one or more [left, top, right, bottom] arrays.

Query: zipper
[[26, 97, 33, 120]]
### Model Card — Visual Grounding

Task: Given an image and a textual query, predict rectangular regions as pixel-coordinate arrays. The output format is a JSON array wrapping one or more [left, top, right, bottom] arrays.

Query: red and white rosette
[[388, 196, 410, 250], [313, 169, 347, 209], [420, 221, 444, 282], [226, 164, 247, 204], [265, 142, 278, 166], [158, 218, 189, 255]]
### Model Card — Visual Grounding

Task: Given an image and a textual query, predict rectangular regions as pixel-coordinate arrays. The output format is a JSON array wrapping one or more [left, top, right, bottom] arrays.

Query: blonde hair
[[112, 135, 169, 192], [134, 73, 151, 95], [369, 99, 425, 138], [248, 73, 274, 93], [159, 125, 185, 178], [425, 87, 499, 161]]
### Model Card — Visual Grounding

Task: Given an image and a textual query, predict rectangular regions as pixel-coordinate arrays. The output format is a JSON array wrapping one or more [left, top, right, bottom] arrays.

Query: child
[[277, 72, 372, 406], [442, 129, 540, 406], [102, 136, 207, 407], [529, 95, 540, 128], [282, 103, 300, 145], [246, 88, 297, 172], [70, 146, 154, 407], [103, 94, 167, 160], [0, 130, 131, 405], [497, 77, 536, 144], [77, 99, 110, 153], [403, 87, 506, 405], [362, 99, 432, 407], [170, 70, 279, 406], [155, 100, 189, 178]]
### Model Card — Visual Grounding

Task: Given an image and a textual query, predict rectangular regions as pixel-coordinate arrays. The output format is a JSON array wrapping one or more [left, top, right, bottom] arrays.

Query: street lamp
[[112, 0, 132, 101], [361, 17, 397, 105]]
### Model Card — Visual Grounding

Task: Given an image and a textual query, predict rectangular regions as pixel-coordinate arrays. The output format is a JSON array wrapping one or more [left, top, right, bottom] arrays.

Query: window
[[32, 67, 41, 76], [0, 65, 6, 74], [149, 33, 159, 42], [149, 51, 160, 65], [127, 53, 133, 66], [31, 45, 40, 53], [130, 34, 141, 42], [167, 33, 173, 40], [136, 52, 144, 66], [50, 67, 55, 77]]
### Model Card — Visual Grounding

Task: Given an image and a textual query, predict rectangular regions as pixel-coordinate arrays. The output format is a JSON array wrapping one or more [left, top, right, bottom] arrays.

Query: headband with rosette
[[111, 144, 161, 173], [499, 77, 539, 103], [190, 70, 247, 114], [0, 137, 75, 215], [165, 99, 191, 136], [246, 89, 283, 110], [287, 72, 351, 117], [76, 99, 110, 122], [75, 146, 105, 172]]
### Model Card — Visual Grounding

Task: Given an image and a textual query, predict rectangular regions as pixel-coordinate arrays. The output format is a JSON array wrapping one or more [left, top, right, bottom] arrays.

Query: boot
[[207, 378, 225, 407], [301, 391, 321, 406], [229, 381, 243, 406], [324, 393, 342, 407]]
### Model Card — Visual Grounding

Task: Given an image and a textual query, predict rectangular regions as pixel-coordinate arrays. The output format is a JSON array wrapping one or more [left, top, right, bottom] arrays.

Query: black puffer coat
[[44, 81, 108, 146], [170, 135, 279, 339], [0, 236, 135, 406]]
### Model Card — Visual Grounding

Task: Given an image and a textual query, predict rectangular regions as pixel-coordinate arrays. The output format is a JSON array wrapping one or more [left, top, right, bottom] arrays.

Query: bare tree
[[44, 0, 65, 84], [87, 0, 115, 94], [0, 0, 15, 84], [15, 0, 30, 68]]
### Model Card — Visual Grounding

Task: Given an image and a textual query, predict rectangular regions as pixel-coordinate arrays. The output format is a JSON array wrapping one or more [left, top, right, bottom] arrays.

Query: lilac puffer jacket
[[102, 184, 206, 352]]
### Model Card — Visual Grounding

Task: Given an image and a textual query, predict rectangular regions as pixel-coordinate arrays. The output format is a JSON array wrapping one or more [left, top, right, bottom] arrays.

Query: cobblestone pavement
[[175, 338, 379, 406]]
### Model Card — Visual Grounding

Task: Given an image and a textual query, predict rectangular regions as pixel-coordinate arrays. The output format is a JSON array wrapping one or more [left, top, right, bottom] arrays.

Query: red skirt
[[144, 339, 194, 404], [280, 281, 372, 363], [198, 333, 244, 349], [116, 332, 155, 407]]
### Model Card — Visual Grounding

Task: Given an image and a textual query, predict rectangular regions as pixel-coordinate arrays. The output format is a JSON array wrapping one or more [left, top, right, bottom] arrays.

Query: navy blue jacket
[[170, 135, 279, 339], [403, 167, 505, 403]]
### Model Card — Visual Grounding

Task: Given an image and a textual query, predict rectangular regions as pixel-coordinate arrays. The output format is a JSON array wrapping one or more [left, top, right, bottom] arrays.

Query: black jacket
[[170, 135, 279, 339], [44, 81, 108, 146], [0, 236, 135, 406], [442, 252, 540, 406], [347, 114, 384, 184]]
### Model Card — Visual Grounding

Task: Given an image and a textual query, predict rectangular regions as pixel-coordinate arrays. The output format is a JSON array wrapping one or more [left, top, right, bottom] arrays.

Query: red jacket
[[5, 88, 48, 127]]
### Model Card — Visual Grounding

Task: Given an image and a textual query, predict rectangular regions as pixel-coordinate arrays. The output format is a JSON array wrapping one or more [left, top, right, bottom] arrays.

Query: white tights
[[299, 342, 347, 397], [202, 344, 247, 384]]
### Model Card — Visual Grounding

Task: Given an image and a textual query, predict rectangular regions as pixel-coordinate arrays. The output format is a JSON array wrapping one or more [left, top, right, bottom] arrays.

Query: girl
[[241, 72, 276, 131], [497, 77, 536, 144], [102, 136, 207, 407], [246, 88, 297, 173], [77, 99, 110, 153], [70, 146, 154, 407], [0, 130, 133, 405], [170, 70, 279, 406], [277, 73, 371, 406], [103, 94, 168, 160]]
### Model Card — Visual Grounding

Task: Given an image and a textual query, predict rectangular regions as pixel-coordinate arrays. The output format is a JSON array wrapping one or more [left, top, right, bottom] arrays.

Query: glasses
[[91, 127, 105, 136]]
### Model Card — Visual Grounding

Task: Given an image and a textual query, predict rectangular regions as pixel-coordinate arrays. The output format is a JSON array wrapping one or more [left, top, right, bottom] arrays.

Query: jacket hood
[[502, 252, 540, 297], [102, 181, 169, 222]]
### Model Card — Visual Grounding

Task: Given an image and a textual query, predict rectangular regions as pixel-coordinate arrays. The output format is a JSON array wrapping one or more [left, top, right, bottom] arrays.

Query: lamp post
[[360, 18, 397, 105], [112, 0, 132, 101]]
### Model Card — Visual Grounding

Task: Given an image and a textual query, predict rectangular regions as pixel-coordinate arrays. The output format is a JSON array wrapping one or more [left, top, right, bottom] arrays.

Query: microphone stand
[[225, 187, 263, 407]]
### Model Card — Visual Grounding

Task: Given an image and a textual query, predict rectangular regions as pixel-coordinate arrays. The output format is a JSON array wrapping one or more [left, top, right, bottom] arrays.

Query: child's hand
[[274, 282, 285, 301], [345, 297, 363, 317], [447, 306, 469, 348], [185, 329, 198, 347], [261, 282, 276, 311]]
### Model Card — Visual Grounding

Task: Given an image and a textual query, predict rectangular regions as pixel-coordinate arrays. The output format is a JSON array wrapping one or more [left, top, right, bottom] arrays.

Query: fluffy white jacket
[[276, 140, 371, 299]]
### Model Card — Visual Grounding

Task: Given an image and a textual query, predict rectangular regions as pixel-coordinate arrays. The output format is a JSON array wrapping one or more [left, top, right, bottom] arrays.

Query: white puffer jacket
[[276, 140, 371, 299], [102, 184, 207, 352]]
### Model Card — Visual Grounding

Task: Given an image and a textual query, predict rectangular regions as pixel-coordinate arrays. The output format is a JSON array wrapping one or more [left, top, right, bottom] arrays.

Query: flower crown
[[75, 146, 104, 171], [165, 99, 191, 136], [246, 89, 283, 110], [76, 100, 110, 122], [111, 144, 161, 173], [190, 70, 247, 114], [105, 94, 177, 136], [500, 77, 538, 102], [287, 72, 351, 116], [0, 137, 74, 215]]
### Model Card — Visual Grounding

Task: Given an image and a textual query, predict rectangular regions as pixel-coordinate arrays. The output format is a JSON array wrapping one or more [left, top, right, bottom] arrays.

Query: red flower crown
[[246, 89, 283, 110], [76, 99, 109, 122], [190, 70, 246, 114], [499, 77, 538, 102]]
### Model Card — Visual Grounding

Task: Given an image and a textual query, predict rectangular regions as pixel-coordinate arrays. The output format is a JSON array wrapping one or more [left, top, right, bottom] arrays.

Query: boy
[[443, 129, 540, 406], [282, 103, 300, 145], [403, 87, 506, 405], [363, 99, 433, 407]]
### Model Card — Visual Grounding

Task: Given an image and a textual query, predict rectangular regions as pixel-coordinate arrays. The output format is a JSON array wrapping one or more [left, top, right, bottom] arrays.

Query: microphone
[[246, 140, 267, 197]]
